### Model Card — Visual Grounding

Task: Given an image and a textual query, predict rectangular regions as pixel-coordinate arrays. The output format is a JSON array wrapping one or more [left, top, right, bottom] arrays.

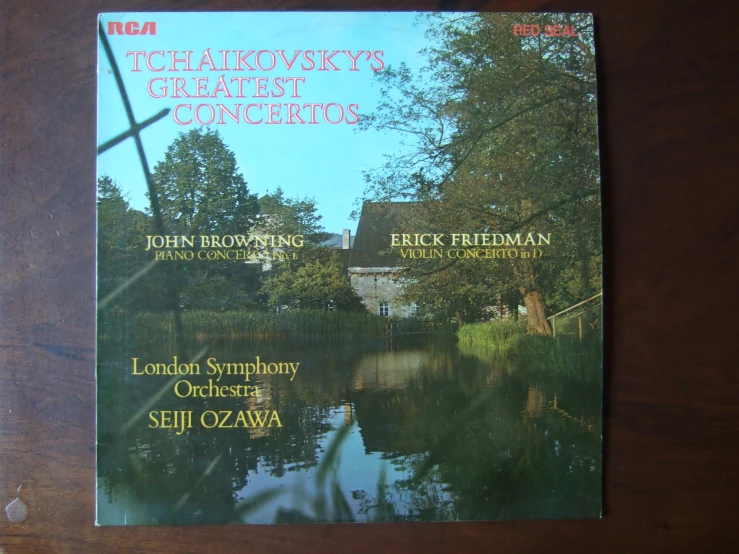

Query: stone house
[[347, 202, 419, 318]]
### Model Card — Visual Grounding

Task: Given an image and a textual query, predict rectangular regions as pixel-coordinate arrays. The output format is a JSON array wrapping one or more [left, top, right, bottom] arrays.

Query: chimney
[[342, 229, 351, 249]]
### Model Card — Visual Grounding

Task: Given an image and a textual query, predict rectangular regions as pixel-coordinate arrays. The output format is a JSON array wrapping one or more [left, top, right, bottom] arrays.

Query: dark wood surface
[[1, 1, 737, 552]]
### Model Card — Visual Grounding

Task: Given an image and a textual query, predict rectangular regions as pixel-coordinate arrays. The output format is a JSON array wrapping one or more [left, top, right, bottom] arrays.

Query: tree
[[152, 127, 259, 236], [150, 128, 261, 310], [360, 13, 602, 334], [97, 176, 155, 309], [258, 187, 331, 246], [98, 175, 183, 313], [97, 176, 131, 270], [98, 176, 131, 306], [400, 260, 519, 327], [255, 187, 333, 274], [261, 257, 364, 311], [255, 190, 354, 312]]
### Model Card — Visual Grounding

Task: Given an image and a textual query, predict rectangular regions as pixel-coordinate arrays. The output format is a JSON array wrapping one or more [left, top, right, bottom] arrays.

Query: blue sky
[[97, 12, 431, 234]]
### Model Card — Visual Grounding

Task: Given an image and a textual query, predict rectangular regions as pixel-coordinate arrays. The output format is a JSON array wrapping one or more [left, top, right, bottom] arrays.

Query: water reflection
[[97, 337, 601, 524]]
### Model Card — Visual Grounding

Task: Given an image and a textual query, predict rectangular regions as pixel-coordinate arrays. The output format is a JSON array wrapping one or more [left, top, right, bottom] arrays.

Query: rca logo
[[107, 21, 157, 35]]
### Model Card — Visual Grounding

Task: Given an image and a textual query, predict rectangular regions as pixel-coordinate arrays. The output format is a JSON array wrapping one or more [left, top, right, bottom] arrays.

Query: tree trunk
[[455, 308, 463, 329], [523, 291, 551, 335]]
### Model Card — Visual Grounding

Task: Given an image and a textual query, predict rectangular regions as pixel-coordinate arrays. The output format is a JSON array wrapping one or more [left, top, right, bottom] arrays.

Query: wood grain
[[1, 1, 738, 552]]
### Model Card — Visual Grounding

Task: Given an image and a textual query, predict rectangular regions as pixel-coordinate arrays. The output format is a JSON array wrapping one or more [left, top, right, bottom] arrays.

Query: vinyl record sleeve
[[96, 12, 603, 525]]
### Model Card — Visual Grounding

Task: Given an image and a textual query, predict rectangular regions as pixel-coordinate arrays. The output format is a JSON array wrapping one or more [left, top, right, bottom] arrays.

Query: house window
[[379, 302, 389, 317], [409, 303, 419, 316]]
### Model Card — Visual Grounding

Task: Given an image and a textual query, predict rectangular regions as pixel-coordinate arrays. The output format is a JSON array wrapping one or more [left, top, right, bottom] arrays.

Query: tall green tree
[[360, 13, 602, 334], [149, 128, 262, 310], [97, 176, 154, 309], [152, 127, 259, 236]]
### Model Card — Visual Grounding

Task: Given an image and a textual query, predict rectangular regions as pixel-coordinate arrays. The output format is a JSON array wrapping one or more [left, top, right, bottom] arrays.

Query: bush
[[456, 320, 525, 351]]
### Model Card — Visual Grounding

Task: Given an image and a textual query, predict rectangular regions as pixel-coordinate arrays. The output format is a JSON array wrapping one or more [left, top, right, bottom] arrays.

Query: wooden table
[[1, 1, 737, 551]]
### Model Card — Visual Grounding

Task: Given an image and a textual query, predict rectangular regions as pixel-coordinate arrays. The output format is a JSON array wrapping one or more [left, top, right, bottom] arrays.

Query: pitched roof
[[332, 248, 352, 271], [349, 202, 421, 268]]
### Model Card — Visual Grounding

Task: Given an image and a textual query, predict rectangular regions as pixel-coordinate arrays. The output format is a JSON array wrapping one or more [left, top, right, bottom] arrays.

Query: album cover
[[96, 12, 603, 525]]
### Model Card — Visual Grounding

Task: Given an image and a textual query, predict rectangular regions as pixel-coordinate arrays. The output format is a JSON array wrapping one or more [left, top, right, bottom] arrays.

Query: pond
[[96, 336, 602, 524]]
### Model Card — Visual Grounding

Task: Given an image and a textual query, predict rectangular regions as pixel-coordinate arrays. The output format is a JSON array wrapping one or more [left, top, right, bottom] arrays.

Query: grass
[[457, 319, 602, 381], [512, 334, 602, 381], [456, 319, 525, 351]]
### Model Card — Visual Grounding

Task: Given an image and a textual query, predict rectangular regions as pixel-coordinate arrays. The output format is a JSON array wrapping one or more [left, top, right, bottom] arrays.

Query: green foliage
[[179, 274, 261, 311], [400, 256, 519, 326], [152, 127, 258, 235], [97, 176, 160, 309], [457, 319, 525, 351], [360, 13, 602, 328], [97, 176, 132, 271], [98, 128, 262, 312], [261, 257, 364, 312], [257, 187, 331, 246], [99, 135, 359, 315]]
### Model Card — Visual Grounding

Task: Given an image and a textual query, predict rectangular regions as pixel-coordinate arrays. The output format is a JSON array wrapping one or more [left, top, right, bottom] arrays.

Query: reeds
[[131, 309, 388, 342], [457, 319, 602, 381], [512, 334, 602, 381], [456, 320, 525, 351]]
